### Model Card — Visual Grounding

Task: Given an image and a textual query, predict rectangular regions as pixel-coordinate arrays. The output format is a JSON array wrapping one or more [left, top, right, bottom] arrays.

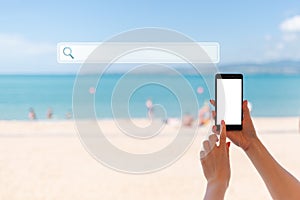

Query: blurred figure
[[46, 108, 53, 119], [65, 110, 72, 119], [28, 108, 36, 120], [182, 113, 194, 127], [162, 118, 181, 127], [299, 118, 300, 133], [146, 98, 153, 120], [198, 102, 211, 126]]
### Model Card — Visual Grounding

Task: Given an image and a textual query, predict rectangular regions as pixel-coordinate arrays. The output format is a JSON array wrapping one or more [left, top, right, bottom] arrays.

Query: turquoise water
[[0, 74, 299, 120]]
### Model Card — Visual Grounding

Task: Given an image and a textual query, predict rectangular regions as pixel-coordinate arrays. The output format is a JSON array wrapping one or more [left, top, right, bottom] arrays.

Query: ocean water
[[0, 74, 299, 120]]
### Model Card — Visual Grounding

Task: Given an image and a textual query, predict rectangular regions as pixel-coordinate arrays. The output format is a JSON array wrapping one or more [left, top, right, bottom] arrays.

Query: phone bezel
[[215, 73, 243, 131]]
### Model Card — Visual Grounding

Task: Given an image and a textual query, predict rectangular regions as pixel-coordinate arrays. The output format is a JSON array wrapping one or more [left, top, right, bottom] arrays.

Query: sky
[[0, 0, 300, 74]]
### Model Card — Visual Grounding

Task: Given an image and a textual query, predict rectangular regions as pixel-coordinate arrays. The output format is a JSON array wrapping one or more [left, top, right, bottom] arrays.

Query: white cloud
[[264, 37, 300, 61], [282, 33, 298, 42], [264, 34, 272, 41], [0, 33, 64, 74], [280, 15, 300, 32], [0, 33, 55, 57], [262, 15, 300, 61]]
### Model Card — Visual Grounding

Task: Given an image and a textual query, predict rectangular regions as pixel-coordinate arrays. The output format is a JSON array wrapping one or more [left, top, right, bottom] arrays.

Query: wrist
[[242, 132, 260, 152], [204, 181, 228, 200], [207, 180, 228, 192], [244, 136, 262, 155]]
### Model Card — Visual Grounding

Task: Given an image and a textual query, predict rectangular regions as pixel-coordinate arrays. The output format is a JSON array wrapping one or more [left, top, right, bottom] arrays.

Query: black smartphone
[[215, 74, 243, 130]]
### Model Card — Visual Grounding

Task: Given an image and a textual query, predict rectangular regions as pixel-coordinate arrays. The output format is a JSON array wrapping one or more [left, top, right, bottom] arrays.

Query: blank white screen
[[217, 79, 242, 125]]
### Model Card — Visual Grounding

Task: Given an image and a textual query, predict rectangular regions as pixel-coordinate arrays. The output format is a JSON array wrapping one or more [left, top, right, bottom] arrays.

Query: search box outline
[[57, 42, 220, 64]]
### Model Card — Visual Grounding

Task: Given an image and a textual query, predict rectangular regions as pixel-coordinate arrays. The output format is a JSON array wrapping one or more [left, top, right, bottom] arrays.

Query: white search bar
[[57, 42, 220, 63]]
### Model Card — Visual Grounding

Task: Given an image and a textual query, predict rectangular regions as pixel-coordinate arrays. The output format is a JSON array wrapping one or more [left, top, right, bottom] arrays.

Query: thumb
[[220, 120, 227, 148]]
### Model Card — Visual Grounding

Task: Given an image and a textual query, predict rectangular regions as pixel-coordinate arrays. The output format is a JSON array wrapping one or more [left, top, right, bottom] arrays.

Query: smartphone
[[215, 74, 243, 130]]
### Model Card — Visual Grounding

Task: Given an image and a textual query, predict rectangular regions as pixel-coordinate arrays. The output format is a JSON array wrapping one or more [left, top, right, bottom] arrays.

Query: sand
[[0, 117, 299, 200]]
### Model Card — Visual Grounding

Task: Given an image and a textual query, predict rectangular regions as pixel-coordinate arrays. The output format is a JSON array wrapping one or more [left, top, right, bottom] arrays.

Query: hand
[[210, 100, 257, 151], [200, 120, 231, 198]]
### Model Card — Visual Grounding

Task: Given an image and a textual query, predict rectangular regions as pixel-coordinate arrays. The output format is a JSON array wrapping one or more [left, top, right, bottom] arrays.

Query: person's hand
[[210, 100, 257, 151], [200, 120, 231, 199]]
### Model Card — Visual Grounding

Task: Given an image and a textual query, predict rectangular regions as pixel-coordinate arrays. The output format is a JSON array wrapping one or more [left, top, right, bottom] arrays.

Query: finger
[[210, 99, 215, 107], [200, 150, 206, 159], [243, 100, 251, 120], [208, 134, 219, 148], [203, 140, 210, 152], [212, 125, 220, 135], [219, 120, 227, 148]]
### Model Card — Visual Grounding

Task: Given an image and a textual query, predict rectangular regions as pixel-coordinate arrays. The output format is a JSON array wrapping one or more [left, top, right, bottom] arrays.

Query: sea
[[0, 74, 299, 120]]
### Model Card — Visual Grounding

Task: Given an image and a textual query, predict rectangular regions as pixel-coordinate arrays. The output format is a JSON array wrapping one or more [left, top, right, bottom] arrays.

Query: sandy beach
[[0, 117, 299, 200]]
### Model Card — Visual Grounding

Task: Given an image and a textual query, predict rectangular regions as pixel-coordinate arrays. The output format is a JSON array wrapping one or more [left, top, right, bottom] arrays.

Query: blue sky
[[0, 0, 300, 74]]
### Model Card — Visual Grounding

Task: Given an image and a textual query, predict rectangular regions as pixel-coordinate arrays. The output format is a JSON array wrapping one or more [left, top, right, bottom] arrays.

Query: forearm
[[245, 137, 300, 199], [203, 181, 227, 200]]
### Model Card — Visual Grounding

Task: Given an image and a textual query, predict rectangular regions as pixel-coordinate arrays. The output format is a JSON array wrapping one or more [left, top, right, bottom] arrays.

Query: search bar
[[57, 42, 220, 63]]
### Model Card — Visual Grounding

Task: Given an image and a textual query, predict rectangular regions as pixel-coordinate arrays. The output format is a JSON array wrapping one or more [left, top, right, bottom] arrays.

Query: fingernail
[[221, 120, 225, 125], [227, 142, 231, 148]]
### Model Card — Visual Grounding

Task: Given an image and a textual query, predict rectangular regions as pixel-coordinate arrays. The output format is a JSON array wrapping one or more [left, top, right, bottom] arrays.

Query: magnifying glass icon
[[63, 47, 74, 59]]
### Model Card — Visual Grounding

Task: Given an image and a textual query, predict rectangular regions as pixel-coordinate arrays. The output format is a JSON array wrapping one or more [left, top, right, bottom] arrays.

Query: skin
[[210, 99, 300, 200], [200, 120, 231, 200]]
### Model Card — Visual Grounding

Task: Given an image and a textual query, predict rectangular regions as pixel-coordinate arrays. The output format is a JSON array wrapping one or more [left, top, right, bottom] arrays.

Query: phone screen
[[216, 74, 243, 130]]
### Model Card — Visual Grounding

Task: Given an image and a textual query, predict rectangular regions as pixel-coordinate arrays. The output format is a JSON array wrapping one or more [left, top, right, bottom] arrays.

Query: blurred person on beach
[[163, 114, 194, 127], [198, 102, 211, 126], [298, 118, 300, 133], [65, 110, 72, 119], [28, 108, 36, 120], [46, 108, 53, 119], [146, 98, 153, 120], [200, 100, 300, 200], [162, 118, 181, 127], [182, 113, 194, 127]]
